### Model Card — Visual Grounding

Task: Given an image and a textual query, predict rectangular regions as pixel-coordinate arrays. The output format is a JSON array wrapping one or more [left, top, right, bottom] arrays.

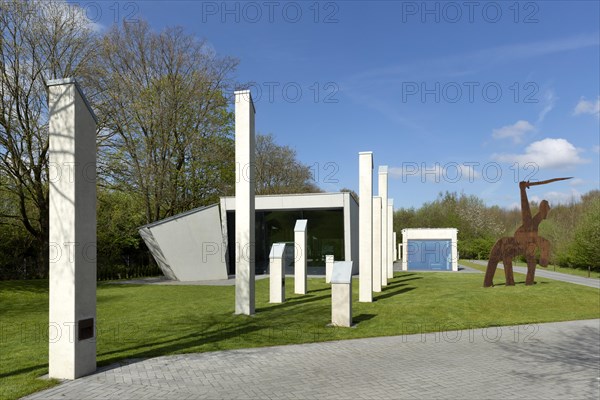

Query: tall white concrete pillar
[[372, 196, 382, 293], [388, 199, 394, 279], [294, 219, 308, 294], [393, 232, 397, 261], [48, 78, 97, 380], [235, 90, 256, 315], [378, 166, 388, 287], [359, 152, 373, 302], [451, 229, 459, 272]]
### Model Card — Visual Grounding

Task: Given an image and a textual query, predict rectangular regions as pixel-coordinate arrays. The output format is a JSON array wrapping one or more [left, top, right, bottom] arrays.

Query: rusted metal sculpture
[[483, 178, 572, 287]]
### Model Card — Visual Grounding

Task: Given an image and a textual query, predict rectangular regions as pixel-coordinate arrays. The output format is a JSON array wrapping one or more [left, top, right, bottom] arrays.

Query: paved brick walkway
[[25, 319, 600, 399]]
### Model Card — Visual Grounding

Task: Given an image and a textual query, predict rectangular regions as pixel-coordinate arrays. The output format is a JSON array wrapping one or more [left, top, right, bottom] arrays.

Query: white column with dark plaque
[[48, 78, 97, 379]]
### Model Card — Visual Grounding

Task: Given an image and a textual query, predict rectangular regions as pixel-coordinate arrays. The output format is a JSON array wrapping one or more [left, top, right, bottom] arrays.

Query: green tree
[[255, 133, 321, 195], [567, 193, 600, 270], [90, 21, 238, 224]]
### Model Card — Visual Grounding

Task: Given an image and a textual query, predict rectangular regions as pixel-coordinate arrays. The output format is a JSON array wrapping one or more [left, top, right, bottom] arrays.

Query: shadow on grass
[[375, 287, 415, 301], [354, 314, 376, 324], [0, 363, 47, 379], [0, 280, 49, 294], [490, 281, 549, 287], [256, 294, 329, 312], [97, 314, 265, 366], [390, 276, 423, 285], [383, 277, 422, 290], [393, 273, 416, 278], [308, 287, 330, 294]]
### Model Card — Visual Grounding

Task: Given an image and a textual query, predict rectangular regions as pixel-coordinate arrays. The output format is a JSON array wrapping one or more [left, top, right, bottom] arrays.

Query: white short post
[[398, 243, 403, 261], [378, 166, 388, 287], [269, 243, 286, 303], [388, 199, 394, 279], [372, 196, 382, 293], [331, 261, 353, 327], [325, 255, 334, 283], [48, 78, 97, 379], [359, 152, 373, 302], [294, 219, 308, 294], [235, 90, 256, 315], [393, 232, 397, 261]]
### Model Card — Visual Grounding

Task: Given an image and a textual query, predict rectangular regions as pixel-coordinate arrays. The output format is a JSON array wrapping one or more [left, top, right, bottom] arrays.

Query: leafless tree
[[0, 0, 97, 274]]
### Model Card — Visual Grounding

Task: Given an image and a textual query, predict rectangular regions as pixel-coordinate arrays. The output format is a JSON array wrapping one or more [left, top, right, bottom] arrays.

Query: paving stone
[[23, 319, 600, 400]]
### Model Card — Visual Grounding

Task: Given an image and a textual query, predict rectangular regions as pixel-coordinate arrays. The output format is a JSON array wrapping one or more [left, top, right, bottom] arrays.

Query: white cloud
[[492, 120, 535, 143], [537, 89, 556, 124], [542, 190, 582, 205], [493, 138, 588, 169], [573, 97, 600, 117], [506, 189, 581, 210], [569, 178, 585, 186], [593, 145, 600, 154]]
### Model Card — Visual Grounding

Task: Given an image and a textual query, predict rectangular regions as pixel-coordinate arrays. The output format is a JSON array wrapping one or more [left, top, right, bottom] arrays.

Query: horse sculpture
[[483, 178, 571, 287]]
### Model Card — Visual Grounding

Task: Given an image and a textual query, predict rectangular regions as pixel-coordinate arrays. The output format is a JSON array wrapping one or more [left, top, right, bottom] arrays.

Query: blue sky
[[88, 1, 599, 210]]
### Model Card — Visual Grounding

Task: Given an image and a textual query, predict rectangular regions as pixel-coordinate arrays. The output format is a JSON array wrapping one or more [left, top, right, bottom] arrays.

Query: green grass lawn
[[463, 259, 600, 279], [1, 271, 599, 400]]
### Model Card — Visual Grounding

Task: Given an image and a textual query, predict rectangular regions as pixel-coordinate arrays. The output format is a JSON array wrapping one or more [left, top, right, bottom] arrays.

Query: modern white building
[[401, 228, 458, 271], [140, 192, 359, 281]]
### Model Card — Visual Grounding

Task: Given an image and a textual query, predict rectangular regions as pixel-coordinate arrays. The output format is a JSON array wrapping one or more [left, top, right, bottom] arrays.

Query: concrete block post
[[378, 166, 388, 287], [359, 152, 373, 302], [331, 261, 353, 327], [269, 243, 287, 303], [294, 219, 308, 294], [372, 196, 382, 293], [398, 243, 403, 262], [234, 90, 256, 315], [48, 78, 97, 380], [325, 255, 334, 283], [388, 199, 394, 279], [393, 232, 397, 261]]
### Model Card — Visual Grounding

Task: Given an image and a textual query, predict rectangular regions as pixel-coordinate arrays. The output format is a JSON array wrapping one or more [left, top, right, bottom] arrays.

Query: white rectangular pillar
[[331, 261, 353, 327], [388, 199, 394, 279], [393, 232, 397, 261], [325, 255, 334, 283], [378, 166, 388, 287], [294, 219, 308, 294], [398, 243, 402, 261], [451, 229, 459, 271], [359, 152, 373, 302], [269, 243, 286, 303], [48, 78, 97, 380], [372, 196, 382, 293], [235, 90, 256, 315]]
